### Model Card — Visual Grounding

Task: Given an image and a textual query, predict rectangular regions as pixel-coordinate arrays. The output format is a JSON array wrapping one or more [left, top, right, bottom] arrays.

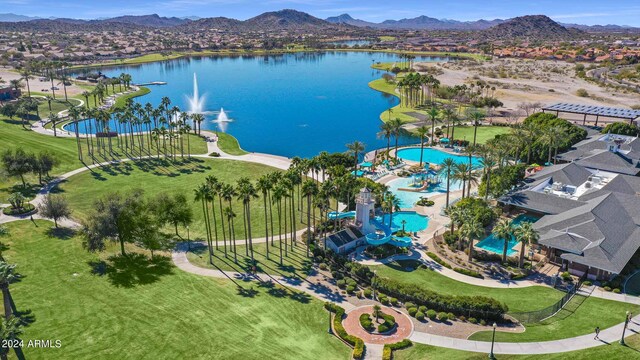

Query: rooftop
[[543, 103, 640, 121]]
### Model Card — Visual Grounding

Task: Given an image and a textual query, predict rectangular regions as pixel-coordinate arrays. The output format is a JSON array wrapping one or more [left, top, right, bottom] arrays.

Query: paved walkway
[[342, 305, 414, 345], [411, 314, 640, 354]]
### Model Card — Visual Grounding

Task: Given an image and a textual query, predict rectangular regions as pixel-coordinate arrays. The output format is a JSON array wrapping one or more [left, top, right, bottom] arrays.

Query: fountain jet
[[187, 73, 205, 114]]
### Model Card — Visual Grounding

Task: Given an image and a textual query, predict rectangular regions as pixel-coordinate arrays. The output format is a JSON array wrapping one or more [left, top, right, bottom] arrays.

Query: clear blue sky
[[4, 0, 640, 26]]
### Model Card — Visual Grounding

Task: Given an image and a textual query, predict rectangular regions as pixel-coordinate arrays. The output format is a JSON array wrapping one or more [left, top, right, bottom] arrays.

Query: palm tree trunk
[[263, 194, 269, 259], [468, 238, 474, 262], [2, 286, 12, 320], [247, 202, 254, 266], [519, 241, 526, 268]]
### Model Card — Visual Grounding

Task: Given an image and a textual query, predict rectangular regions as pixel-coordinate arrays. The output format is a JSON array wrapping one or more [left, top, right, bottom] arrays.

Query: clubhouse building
[[500, 131, 640, 280]]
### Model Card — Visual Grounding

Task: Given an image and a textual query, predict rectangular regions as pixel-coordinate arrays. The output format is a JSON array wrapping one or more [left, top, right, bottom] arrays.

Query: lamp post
[[620, 311, 630, 345], [372, 270, 378, 301], [489, 322, 497, 360], [186, 225, 190, 250]]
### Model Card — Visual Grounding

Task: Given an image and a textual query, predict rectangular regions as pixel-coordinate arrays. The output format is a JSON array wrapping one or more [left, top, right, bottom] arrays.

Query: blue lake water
[[71, 52, 449, 158]]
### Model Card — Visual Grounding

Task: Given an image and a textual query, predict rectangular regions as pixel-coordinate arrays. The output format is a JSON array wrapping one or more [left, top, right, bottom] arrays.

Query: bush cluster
[[375, 277, 508, 322], [377, 314, 396, 333], [426, 252, 452, 269], [359, 313, 374, 331], [454, 267, 483, 279], [324, 303, 365, 360], [382, 339, 413, 360]]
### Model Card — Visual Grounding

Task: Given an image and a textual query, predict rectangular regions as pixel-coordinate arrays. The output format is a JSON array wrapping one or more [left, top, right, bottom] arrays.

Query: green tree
[[492, 218, 514, 263], [0, 261, 19, 320], [0, 316, 23, 360], [37, 194, 71, 228], [346, 141, 365, 171], [1, 149, 36, 188], [460, 218, 484, 262], [515, 222, 539, 268], [438, 158, 457, 209], [301, 179, 318, 257], [415, 125, 430, 167]]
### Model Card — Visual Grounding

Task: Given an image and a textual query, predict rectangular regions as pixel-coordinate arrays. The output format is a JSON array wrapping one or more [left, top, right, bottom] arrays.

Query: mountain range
[[0, 10, 637, 35]]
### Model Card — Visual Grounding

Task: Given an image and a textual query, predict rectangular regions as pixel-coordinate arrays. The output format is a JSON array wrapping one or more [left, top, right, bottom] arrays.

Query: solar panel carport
[[542, 103, 640, 125]]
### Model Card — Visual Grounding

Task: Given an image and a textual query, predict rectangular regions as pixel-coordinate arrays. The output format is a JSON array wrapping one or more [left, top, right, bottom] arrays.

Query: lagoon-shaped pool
[[379, 211, 429, 233], [396, 147, 482, 167], [387, 176, 462, 208]]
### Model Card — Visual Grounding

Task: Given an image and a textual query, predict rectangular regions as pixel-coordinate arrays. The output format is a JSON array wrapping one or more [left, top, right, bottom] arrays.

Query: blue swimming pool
[[380, 211, 429, 233], [396, 147, 482, 167], [475, 215, 538, 256], [387, 176, 462, 208]]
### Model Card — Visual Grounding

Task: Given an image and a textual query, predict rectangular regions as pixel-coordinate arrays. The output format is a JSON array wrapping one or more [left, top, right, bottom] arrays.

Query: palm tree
[[435, 158, 455, 209], [468, 109, 485, 146], [426, 107, 440, 145], [479, 156, 497, 200], [515, 222, 539, 268], [542, 125, 566, 165], [384, 192, 401, 228], [460, 218, 484, 262], [237, 178, 258, 265], [272, 184, 286, 264], [346, 141, 365, 171], [492, 219, 514, 263], [205, 176, 220, 251], [221, 184, 238, 263], [0, 261, 19, 320], [377, 122, 394, 160], [0, 316, 23, 360], [81, 91, 91, 109], [256, 175, 273, 259], [194, 184, 214, 264], [388, 118, 403, 159], [415, 125, 429, 167], [20, 68, 32, 97], [445, 205, 463, 235], [453, 162, 470, 199], [301, 180, 318, 257], [68, 106, 83, 161]]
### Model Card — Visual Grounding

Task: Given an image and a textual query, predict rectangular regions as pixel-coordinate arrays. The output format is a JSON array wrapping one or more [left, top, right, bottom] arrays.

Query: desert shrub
[[604, 286, 612, 292], [469, 317, 478, 324], [448, 312, 456, 321], [337, 279, 346, 288], [576, 88, 589, 97], [426, 252, 452, 269], [480, 319, 487, 326], [613, 288, 621, 294], [346, 285, 356, 294]]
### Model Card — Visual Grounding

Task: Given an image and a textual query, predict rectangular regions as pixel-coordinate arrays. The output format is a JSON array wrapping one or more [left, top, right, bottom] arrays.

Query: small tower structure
[[355, 187, 376, 234]]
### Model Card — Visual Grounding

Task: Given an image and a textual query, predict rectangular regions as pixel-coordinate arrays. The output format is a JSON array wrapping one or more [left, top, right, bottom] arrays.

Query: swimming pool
[[475, 215, 539, 256], [387, 176, 462, 208], [396, 147, 482, 167], [379, 211, 429, 233]]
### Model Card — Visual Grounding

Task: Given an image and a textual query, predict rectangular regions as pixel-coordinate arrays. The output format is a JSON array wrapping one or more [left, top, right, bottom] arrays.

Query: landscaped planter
[[2, 204, 37, 216]]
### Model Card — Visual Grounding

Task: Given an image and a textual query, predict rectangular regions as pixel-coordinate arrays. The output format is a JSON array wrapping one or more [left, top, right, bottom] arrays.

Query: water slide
[[365, 218, 412, 248], [328, 211, 356, 220]]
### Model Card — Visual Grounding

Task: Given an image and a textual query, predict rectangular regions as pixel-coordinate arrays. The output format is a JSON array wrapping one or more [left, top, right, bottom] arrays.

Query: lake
[[75, 52, 449, 158]]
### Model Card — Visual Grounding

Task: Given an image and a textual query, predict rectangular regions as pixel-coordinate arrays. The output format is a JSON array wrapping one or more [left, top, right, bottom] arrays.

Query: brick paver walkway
[[342, 305, 413, 345]]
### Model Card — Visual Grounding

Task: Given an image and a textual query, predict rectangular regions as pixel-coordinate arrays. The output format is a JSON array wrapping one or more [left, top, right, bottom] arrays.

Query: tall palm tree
[[272, 184, 286, 264], [237, 178, 258, 265], [194, 184, 214, 264], [205, 176, 220, 251], [415, 125, 429, 167], [388, 118, 403, 159], [543, 125, 566, 165], [384, 192, 401, 228], [221, 184, 238, 263], [460, 218, 484, 262], [68, 106, 82, 161], [49, 112, 60, 137], [256, 175, 273, 259], [438, 158, 457, 208], [301, 180, 318, 257], [426, 107, 440, 145], [377, 122, 393, 160], [492, 219, 514, 263], [515, 222, 539, 268], [453, 162, 470, 199], [0, 316, 23, 360], [346, 141, 365, 171], [468, 109, 485, 147], [479, 156, 497, 200], [0, 261, 19, 320], [19, 68, 32, 97]]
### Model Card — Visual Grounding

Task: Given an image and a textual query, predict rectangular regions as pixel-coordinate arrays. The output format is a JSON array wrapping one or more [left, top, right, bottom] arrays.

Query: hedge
[[359, 313, 374, 331], [375, 277, 508, 322], [382, 339, 413, 360], [426, 252, 452, 269], [454, 267, 483, 279], [324, 303, 365, 359]]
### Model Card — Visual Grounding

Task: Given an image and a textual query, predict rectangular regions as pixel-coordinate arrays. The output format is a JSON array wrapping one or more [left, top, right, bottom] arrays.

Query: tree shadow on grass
[[88, 253, 173, 288], [237, 286, 259, 298], [45, 227, 76, 240]]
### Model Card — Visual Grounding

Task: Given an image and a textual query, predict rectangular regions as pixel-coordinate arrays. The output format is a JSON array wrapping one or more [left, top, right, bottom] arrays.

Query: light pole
[[620, 311, 630, 345], [186, 225, 190, 250], [372, 270, 378, 301], [489, 322, 497, 360]]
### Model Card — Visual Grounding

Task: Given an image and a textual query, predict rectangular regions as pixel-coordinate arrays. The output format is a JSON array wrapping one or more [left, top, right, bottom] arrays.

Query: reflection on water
[[71, 52, 449, 157]]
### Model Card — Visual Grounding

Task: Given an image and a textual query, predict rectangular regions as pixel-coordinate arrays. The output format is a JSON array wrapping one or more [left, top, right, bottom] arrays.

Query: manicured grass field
[[371, 260, 564, 313], [55, 158, 307, 239], [215, 131, 248, 155], [187, 240, 312, 277], [468, 295, 639, 342], [395, 333, 640, 360], [447, 125, 511, 145], [2, 220, 349, 360], [0, 117, 207, 203], [112, 86, 151, 110]]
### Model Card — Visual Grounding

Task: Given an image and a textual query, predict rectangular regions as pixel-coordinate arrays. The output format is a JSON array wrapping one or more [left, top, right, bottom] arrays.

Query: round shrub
[[448, 313, 456, 321], [604, 286, 612, 292], [437, 312, 448, 322], [426, 310, 437, 320], [405, 302, 416, 310], [346, 285, 356, 294], [480, 319, 487, 326], [357, 291, 364, 299], [331, 271, 343, 280], [378, 324, 390, 333], [613, 288, 621, 294], [415, 311, 425, 321], [379, 296, 389, 305], [418, 305, 427, 313], [209, 152, 221, 157], [468, 317, 478, 324], [458, 315, 466, 322], [583, 280, 592, 286], [408, 307, 418, 317], [319, 263, 328, 271], [389, 297, 398, 306], [359, 314, 374, 331], [364, 289, 372, 298], [336, 279, 346, 289], [346, 278, 357, 287]]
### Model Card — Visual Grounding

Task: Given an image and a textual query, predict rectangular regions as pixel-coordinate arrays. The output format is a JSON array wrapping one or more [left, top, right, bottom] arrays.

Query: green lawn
[[395, 333, 640, 360], [112, 86, 151, 110], [448, 125, 511, 145], [1, 220, 349, 360], [55, 158, 308, 240], [0, 117, 207, 203], [371, 260, 564, 313], [215, 131, 248, 155], [468, 295, 639, 342], [187, 240, 312, 277]]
